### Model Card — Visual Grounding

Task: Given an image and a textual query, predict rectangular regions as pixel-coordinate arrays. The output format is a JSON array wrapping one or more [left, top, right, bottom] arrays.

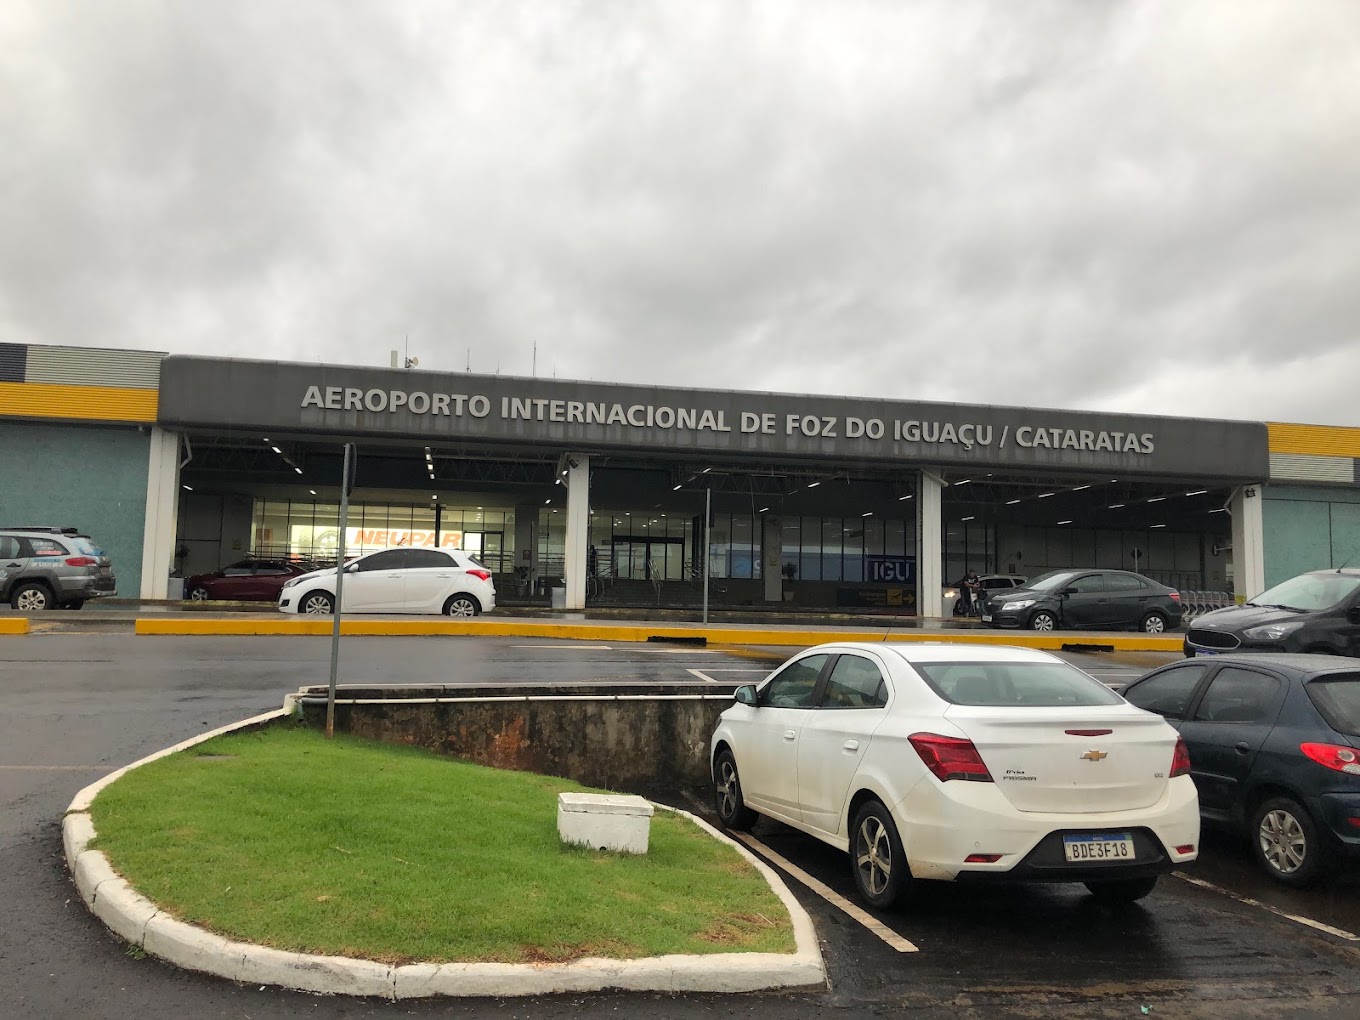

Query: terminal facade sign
[[158, 356, 1269, 480]]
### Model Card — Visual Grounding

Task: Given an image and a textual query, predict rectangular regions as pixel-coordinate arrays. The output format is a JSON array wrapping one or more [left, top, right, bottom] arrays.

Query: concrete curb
[[64, 710, 826, 998], [0, 617, 29, 635], [129, 614, 1184, 651]]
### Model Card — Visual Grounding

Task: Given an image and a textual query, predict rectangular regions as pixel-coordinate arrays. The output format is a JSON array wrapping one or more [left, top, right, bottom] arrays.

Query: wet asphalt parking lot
[[2, 635, 1358, 1019]]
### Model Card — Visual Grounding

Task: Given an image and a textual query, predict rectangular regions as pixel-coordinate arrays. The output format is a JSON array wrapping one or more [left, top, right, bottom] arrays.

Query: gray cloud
[[1, 1, 1357, 424]]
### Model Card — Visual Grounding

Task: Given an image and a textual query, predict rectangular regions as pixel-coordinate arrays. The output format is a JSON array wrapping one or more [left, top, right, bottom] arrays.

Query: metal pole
[[702, 487, 711, 625], [325, 443, 353, 739]]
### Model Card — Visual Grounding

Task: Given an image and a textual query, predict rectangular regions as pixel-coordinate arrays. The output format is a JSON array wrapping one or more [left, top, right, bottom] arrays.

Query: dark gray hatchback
[[980, 568, 1183, 633], [1184, 569, 1360, 658]]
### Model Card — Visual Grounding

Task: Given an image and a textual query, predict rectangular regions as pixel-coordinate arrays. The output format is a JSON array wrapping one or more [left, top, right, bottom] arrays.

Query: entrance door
[[612, 537, 684, 580]]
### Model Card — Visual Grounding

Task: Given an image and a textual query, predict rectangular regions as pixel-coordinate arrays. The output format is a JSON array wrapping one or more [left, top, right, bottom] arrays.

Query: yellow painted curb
[[0, 618, 30, 635], [132, 616, 1183, 652]]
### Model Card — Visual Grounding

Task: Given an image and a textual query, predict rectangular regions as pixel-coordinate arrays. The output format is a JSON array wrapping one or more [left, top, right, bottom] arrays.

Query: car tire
[[1252, 796, 1327, 887], [713, 748, 757, 831], [189, 587, 211, 601], [850, 799, 911, 909], [1140, 611, 1168, 634], [1029, 610, 1057, 632], [443, 594, 482, 617], [11, 582, 55, 612], [1084, 877, 1158, 903], [300, 591, 335, 615]]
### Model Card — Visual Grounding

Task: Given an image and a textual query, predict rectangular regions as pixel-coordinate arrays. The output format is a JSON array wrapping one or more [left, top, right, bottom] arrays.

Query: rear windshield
[[913, 661, 1124, 707], [70, 537, 103, 557], [1306, 675, 1360, 737], [1248, 573, 1360, 612]]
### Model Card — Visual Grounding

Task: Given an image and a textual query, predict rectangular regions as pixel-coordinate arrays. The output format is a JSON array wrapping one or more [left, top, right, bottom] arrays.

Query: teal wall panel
[[1332, 503, 1360, 569], [1262, 498, 1331, 588], [0, 421, 149, 597]]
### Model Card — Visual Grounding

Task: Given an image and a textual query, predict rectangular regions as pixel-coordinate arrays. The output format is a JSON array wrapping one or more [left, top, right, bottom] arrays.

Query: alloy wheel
[[716, 759, 739, 820], [855, 815, 893, 897], [303, 594, 333, 615], [190, 588, 210, 601], [1259, 809, 1307, 874], [447, 597, 476, 617], [16, 588, 48, 611]]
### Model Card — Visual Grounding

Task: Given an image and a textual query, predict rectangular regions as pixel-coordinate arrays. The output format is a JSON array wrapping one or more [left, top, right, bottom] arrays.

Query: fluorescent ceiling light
[[955, 479, 971, 486], [271, 446, 282, 454], [898, 494, 913, 501], [1038, 492, 1054, 499], [1005, 499, 1021, 505], [182, 484, 193, 491], [1151, 523, 1167, 528], [294, 467, 302, 474], [1109, 503, 1126, 509], [309, 489, 316, 495], [1209, 508, 1227, 513], [759, 507, 770, 513], [961, 515, 974, 521], [1058, 520, 1073, 525], [862, 511, 874, 517], [1148, 496, 1166, 503], [1186, 489, 1208, 496], [1072, 485, 1091, 491], [544, 498, 551, 505], [672, 484, 682, 491], [807, 481, 821, 488]]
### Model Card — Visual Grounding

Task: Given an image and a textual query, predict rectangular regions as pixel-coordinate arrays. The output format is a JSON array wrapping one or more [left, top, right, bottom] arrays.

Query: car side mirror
[[345, 563, 360, 573], [1061, 586, 1078, 596], [734, 685, 757, 707], [1349, 606, 1360, 625]]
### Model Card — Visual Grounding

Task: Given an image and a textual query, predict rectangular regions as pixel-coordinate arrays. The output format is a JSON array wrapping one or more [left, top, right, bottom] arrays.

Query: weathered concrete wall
[[296, 683, 741, 795]]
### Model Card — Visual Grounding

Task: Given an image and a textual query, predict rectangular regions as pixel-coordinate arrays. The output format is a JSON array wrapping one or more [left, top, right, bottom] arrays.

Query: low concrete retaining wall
[[296, 683, 743, 794]]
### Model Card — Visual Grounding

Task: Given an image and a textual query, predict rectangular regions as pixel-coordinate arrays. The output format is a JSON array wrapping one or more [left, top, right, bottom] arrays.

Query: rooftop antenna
[[466, 348, 470, 373], [1337, 547, 1360, 572], [532, 340, 537, 378]]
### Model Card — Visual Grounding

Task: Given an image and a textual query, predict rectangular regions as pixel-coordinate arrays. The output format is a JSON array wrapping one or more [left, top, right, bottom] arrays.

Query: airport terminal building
[[3, 342, 1359, 617]]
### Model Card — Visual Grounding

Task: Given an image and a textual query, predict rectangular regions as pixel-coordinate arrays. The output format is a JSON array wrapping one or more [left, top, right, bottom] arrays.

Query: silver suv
[[0, 527, 117, 611]]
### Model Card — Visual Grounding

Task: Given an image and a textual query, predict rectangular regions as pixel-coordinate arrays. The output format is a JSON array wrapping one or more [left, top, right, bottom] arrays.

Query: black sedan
[[980, 568, 1183, 633], [1122, 653, 1360, 886]]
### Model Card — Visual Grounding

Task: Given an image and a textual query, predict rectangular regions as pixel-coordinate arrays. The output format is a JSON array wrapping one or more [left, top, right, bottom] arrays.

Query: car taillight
[[908, 733, 993, 783], [1170, 737, 1192, 777], [1168, 590, 1181, 603], [467, 568, 492, 581], [1300, 742, 1360, 776], [64, 556, 98, 567]]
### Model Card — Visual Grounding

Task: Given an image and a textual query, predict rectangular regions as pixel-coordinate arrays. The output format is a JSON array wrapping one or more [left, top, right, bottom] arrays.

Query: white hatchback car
[[278, 548, 496, 617], [711, 643, 1199, 907]]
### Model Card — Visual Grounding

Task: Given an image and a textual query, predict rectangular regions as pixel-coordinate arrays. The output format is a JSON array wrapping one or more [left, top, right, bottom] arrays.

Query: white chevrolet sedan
[[277, 547, 496, 617], [710, 643, 1199, 907]]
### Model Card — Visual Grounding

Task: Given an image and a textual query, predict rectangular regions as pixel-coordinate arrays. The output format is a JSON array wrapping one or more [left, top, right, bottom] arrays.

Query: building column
[[763, 515, 783, 602], [1230, 484, 1265, 603], [563, 454, 591, 610], [140, 427, 183, 599], [916, 471, 944, 619]]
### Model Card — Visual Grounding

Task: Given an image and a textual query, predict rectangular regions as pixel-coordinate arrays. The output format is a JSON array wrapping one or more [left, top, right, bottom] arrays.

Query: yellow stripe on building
[[1268, 423, 1360, 458], [0, 382, 159, 424]]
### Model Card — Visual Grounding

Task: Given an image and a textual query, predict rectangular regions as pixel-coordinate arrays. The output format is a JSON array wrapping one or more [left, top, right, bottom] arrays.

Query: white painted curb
[[64, 706, 825, 998]]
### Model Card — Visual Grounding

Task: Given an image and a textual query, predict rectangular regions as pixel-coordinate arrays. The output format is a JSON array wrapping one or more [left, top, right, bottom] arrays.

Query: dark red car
[[185, 559, 311, 602]]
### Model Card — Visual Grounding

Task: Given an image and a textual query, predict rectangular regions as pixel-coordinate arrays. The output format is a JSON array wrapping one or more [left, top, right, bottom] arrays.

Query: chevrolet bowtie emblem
[[1081, 749, 1109, 762]]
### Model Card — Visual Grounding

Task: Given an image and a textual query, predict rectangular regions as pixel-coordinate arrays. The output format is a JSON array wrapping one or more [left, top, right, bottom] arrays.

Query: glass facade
[[249, 499, 514, 571]]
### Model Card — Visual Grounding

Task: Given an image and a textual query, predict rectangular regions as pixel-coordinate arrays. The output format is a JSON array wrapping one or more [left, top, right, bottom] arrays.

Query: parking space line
[[508, 644, 614, 649], [731, 832, 919, 953], [1173, 872, 1360, 942], [685, 668, 768, 683]]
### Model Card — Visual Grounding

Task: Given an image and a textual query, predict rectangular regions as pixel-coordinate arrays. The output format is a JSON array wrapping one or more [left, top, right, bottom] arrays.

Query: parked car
[[710, 642, 1198, 907], [1183, 569, 1360, 658], [944, 574, 1027, 616], [1121, 653, 1360, 886], [185, 559, 312, 602], [980, 569, 1182, 633], [278, 547, 496, 617], [0, 526, 116, 611]]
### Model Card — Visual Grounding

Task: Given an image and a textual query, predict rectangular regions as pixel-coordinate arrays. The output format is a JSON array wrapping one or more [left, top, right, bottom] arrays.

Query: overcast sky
[[3, 2, 1358, 425]]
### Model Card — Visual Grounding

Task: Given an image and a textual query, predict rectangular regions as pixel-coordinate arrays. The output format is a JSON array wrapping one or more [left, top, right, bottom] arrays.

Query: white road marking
[[636, 647, 718, 654], [732, 832, 919, 953], [685, 668, 769, 683], [508, 644, 614, 649], [1173, 872, 1360, 942]]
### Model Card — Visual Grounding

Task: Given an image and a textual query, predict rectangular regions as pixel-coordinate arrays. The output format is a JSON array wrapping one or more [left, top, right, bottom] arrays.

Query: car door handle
[[1235, 741, 1252, 755], [783, 730, 797, 741], [843, 740, 860, 752], [6, 562, 19, 568]]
